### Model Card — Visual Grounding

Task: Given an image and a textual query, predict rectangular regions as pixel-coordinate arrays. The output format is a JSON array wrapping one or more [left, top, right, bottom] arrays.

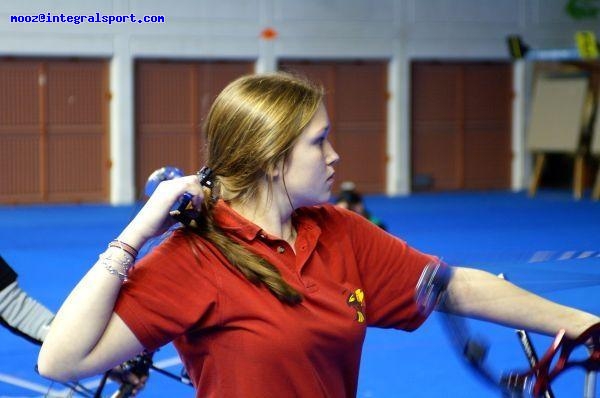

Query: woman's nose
[[325, 140, 340, 165]]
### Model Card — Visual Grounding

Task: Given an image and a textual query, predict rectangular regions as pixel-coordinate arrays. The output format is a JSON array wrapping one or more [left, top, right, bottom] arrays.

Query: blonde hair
[[191, 72, 324, 304]]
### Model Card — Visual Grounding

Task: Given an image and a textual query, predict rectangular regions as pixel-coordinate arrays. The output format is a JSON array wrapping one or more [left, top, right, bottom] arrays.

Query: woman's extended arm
[[38, 176, 203, 382], [444, 266, 599, 338]]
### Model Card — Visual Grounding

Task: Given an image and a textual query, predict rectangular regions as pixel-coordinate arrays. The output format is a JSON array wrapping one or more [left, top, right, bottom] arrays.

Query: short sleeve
[[339, 209, 438, 330], [114, 231, 220, 351]]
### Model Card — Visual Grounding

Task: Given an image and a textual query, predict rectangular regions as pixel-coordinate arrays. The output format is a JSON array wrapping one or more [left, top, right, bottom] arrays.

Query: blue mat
[[1, 190, 599, 397]]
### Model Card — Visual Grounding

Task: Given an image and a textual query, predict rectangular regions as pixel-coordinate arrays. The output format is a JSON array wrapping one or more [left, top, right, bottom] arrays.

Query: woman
[[38, 72, 598, 397]]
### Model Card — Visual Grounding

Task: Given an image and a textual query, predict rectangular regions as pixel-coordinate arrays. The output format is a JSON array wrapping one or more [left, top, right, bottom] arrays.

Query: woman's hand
[[118, 175, 205, 250], [107, 351, 153, 397]]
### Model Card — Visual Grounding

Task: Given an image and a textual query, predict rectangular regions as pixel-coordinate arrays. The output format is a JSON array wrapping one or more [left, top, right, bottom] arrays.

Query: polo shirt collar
[[213, 200, 262, 241], [212, 200, 320, 243]]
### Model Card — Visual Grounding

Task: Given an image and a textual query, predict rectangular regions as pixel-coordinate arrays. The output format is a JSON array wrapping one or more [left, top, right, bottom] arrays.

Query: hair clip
[[197, 166, 214, 188]]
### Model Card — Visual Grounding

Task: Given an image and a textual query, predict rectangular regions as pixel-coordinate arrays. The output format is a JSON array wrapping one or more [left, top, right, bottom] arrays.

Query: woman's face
[[282, 102, 339, 208]]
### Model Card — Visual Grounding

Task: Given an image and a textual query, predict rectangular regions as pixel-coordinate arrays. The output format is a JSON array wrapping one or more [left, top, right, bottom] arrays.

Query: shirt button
[[277, 246, 285, 253]]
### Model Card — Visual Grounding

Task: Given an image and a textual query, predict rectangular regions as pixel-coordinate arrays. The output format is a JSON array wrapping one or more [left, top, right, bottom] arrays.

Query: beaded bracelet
[[108, 239, 139, 259], [99, 250, 133, 282]]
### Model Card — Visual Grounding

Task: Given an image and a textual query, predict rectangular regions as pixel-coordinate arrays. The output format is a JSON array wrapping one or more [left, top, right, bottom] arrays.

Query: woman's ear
[[268, 160, 283, 180]]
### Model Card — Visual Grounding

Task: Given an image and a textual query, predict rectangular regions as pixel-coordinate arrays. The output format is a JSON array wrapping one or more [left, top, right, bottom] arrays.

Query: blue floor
[[0, 190, 599, 397]]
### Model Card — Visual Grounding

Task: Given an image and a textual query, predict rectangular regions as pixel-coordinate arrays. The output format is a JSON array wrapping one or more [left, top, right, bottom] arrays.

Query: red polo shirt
[[115, 201, 436, 398]]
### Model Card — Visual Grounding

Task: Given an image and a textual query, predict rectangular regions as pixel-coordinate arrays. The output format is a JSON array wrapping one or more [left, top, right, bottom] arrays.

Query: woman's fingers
[[121, 175, 206, 246]]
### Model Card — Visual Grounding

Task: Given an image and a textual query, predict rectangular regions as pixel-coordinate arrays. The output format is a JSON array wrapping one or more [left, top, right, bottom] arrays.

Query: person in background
[[0, 255, 149, 397], [38, 72, 598, 398], [0, 255, 54, 345], [335, 181, 386, 230]]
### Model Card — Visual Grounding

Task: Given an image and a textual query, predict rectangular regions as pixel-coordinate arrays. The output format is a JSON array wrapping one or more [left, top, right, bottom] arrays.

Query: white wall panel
[[277, 21, 396, 41], [406, 38, 506, 59], [0, 34, 114, 56], [0, 1, 115, 15], [275, 38, 393, 59], [534, 0, 579, 24], [130, 0, 260, 20], [275, 0, 395, 21], [130, 35, 259, 58], [412, 0, 520, 24]]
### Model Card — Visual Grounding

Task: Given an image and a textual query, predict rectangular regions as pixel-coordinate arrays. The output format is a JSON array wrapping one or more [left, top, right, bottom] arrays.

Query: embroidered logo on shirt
[[347, 288, 365, 323]]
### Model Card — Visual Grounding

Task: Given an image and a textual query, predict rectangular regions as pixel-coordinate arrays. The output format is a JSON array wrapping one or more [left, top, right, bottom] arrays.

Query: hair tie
[[197, 166, 214, 188]]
